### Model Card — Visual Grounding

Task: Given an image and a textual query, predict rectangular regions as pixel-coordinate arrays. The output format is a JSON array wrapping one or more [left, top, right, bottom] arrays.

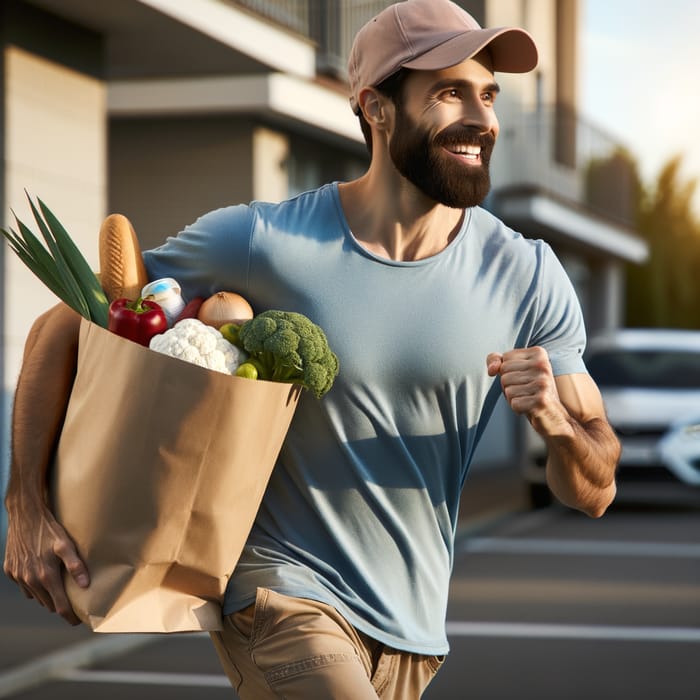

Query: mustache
[[434, 127, 496, 151]]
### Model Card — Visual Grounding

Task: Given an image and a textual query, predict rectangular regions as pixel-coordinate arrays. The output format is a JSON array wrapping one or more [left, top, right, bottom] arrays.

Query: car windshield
[[586, 349, 700, 389]]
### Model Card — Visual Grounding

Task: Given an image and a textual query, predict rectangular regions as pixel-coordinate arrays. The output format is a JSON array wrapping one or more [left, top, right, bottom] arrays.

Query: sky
[[580, 0, 700, 212]]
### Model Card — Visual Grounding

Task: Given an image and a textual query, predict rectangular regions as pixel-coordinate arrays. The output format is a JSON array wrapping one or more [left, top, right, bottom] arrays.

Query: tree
[[585, 146, 643, 226], [626, 155, 700, 328]]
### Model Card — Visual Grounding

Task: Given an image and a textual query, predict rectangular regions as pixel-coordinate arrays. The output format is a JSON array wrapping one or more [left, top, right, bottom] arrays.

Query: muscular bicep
[[554, 372, 608, 424]]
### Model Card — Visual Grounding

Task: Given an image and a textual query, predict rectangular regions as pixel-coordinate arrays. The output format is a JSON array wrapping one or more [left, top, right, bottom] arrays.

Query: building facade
[[0, 0, 647, 526]]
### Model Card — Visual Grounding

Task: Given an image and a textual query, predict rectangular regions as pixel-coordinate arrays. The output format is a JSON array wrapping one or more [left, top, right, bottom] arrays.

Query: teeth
[[450, 145, 481, 155]]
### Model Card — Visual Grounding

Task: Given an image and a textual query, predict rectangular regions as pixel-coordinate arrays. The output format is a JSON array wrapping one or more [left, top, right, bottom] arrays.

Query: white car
[[658, 416, 700, 486], [523, 328, 700, 507]]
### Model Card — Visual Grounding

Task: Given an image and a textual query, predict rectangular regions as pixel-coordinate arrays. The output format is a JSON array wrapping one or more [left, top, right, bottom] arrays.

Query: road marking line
[[58, 669, 230, 687], [459, 536, 700, 558], [445, 621, 700, 642], [453, 510, 526, 551], [494, 507, 559, 536], [0, 635, 158, 698]]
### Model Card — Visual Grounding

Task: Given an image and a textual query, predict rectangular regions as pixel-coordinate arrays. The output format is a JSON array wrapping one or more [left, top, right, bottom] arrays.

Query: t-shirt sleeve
[[142, 204, 254, 302], [530, 244, 588, 376]]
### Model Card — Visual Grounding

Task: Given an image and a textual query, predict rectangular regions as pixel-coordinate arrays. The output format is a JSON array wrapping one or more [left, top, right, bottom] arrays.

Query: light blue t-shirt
[[144, 182, 587, 655]]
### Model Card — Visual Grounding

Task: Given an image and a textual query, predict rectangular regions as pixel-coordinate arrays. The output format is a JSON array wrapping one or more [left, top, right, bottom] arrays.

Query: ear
[[358, 87, 391, 129]]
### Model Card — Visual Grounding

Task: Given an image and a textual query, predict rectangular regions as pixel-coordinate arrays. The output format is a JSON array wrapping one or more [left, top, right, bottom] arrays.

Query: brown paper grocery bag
[[51, 319, 300, 633]]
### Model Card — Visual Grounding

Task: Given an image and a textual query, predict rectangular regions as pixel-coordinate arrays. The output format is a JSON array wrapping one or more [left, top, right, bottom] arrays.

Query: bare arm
[[487, 347, 620, 518], [544, 372, 619, 516], [3, 302, 88, 624]]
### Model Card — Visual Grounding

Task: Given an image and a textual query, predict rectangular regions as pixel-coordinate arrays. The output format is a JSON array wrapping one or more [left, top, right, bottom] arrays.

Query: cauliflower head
[[149, 318, 245, 374]]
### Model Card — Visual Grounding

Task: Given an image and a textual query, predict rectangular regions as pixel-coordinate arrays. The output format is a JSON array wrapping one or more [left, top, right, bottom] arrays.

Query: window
[[586, 350, 700, 389]]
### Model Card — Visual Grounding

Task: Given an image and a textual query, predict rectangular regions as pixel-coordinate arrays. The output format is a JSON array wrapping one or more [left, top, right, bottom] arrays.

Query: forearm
[[544, 416, 620, 518], [3, 303, 89, 624], [4, 303, 80, 514], [487, 348, 619, 518]]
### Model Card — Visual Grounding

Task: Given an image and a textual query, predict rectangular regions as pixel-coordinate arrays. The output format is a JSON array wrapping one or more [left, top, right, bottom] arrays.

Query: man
[[4, 0, 620, 697]]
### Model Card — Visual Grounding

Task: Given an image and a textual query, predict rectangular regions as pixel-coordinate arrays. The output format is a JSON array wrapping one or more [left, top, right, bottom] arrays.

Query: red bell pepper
[[108, 297, 168, 347]]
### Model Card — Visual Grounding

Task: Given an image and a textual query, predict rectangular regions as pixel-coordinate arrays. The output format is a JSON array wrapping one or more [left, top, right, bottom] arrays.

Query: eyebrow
[[430, 78, 501, 94]]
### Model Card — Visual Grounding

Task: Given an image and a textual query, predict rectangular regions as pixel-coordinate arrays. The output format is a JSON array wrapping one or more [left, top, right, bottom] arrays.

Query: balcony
[[492, 103, 639, 230], [235, 0, 388, 76]]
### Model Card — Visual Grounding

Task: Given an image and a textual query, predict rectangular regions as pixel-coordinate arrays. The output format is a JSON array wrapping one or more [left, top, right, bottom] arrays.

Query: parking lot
[[426, 480, 700, 699], [2, 470, 699, 699]]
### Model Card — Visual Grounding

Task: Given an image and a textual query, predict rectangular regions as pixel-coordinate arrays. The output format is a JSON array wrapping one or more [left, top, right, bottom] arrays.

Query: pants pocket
[[427, 654, 446, 675], [247, 589, 378, 698], [210, 628, 244, 690], [209, 589, 263, 691]]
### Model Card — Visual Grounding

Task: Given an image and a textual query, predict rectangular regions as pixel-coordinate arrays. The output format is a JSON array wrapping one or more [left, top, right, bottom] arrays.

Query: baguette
[[98, 214, 149, 302]]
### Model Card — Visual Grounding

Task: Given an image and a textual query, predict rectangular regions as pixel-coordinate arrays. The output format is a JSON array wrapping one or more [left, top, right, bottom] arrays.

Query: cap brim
[[403, 27, 538, 74]]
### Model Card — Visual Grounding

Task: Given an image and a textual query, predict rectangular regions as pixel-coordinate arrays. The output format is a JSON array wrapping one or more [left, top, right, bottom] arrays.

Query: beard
[[389, 108, 495, 208]]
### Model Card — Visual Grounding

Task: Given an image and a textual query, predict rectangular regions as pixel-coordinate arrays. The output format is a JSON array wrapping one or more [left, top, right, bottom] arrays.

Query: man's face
[[387, 55, 500, 208]]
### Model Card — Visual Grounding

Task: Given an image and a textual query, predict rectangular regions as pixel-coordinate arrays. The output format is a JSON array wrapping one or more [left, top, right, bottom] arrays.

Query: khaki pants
[[210, 588, 444, 699]]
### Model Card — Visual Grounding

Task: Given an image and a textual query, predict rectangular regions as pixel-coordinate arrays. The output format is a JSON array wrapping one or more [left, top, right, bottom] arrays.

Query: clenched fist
[[486, 347, 572, 438]]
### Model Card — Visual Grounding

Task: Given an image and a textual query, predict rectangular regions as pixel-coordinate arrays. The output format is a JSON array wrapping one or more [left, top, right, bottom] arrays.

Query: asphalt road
[[1, 475, 698, 699], [424, 480, 700, 700]]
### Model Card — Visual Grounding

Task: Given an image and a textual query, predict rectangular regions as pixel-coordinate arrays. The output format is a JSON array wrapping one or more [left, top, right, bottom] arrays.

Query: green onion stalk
[[1, 192, 109, 327]]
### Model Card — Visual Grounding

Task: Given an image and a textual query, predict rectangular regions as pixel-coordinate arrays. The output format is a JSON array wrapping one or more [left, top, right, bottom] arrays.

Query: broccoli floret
[[236, 310, 339, 398]]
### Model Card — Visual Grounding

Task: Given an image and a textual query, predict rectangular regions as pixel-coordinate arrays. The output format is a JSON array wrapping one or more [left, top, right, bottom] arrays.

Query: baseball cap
[[348, 0, 538, 113]]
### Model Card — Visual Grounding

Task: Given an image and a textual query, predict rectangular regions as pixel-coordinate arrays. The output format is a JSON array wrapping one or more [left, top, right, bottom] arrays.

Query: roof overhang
[[134, 0, 316, 78], [108, 73, 365, 151], [493, 189, 649, 264], [23, 0, 317, 79]]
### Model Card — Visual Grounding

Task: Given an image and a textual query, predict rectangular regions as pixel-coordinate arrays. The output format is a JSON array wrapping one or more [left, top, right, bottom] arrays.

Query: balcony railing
[[494, 104, 639, 227], [235, 0, 390, 77], [234, 0, 310, 35]]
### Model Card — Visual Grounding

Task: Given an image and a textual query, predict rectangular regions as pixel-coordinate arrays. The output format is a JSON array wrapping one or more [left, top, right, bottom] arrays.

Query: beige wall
[[3, 45, 106, 387], [108, 115, 257, 251], [108, 117, 366, 251], [486, 0, 559, 110], [555, 0, 579, 110], [253, 127, 289, 203]]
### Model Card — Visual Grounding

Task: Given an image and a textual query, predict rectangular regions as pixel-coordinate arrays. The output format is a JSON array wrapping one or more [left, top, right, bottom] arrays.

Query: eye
[[481, 91, 497, 105], [439, 87, 462, 102]]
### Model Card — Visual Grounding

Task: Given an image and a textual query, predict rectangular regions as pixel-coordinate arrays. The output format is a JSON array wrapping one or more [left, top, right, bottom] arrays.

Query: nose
[[460, 96, 498, 136]]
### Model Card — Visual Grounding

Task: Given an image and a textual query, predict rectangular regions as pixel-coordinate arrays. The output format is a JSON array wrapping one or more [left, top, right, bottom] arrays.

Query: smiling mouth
[[444, 144, 482, 163]]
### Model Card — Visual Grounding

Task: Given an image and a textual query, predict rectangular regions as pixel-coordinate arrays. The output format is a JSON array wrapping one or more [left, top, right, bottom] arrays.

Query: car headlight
[[680, 423, 700, 440]]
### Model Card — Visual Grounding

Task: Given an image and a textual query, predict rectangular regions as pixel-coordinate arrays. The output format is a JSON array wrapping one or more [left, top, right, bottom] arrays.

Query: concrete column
[[2, 43, 106, 538], [252, 127, 289, 203], [589, 260, 623, 333], [4, 45, 106, 382]]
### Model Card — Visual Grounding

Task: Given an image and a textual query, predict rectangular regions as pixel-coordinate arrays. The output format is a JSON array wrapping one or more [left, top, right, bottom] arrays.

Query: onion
[[197, 291, 254, 328]]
